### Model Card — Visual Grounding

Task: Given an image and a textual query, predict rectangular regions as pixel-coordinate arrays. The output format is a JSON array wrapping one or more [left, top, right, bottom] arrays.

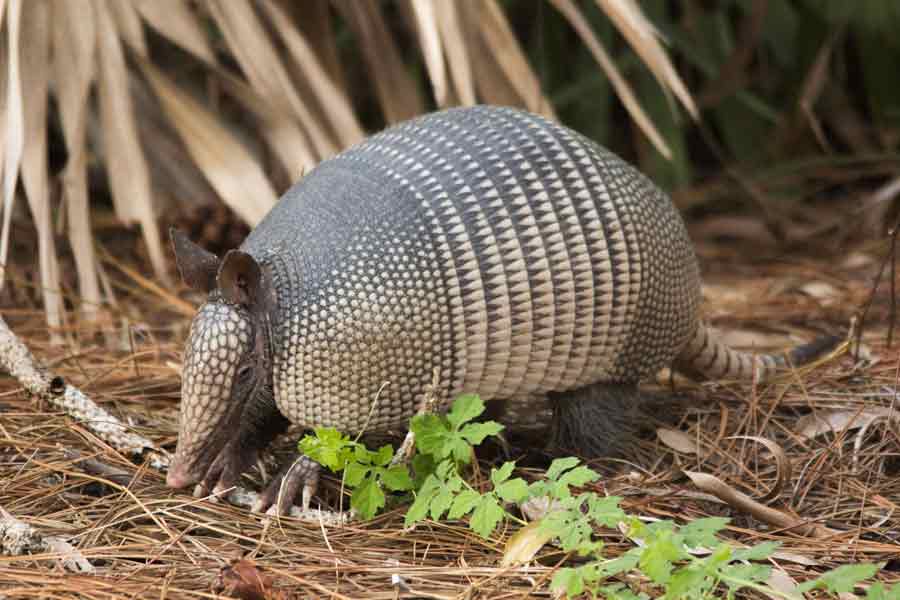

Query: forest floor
[[0, 219, 898, 599]]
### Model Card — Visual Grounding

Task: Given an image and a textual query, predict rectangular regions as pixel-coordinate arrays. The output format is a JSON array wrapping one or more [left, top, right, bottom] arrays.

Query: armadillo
[[166, 105, 835, 512]]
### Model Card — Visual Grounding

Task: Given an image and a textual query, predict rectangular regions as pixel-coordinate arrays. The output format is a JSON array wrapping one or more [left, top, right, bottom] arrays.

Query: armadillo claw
[[251, 454, 320, 515], [193, 482, 220, 503]]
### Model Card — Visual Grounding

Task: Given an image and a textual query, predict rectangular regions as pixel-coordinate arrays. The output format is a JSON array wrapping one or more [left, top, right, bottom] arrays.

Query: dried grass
[[0, 234, 898, 598]]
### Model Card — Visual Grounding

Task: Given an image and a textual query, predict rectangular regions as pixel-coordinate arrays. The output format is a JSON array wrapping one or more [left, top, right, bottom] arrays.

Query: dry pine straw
[[0, 247, 898, 599]]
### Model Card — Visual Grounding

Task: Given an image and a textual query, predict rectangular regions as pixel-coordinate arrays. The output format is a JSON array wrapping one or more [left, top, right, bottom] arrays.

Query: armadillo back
[[242, 106, 701, 433]]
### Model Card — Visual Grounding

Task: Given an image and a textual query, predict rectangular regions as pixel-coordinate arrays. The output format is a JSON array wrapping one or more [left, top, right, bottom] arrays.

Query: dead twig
[[0, 507, 92, 573], [854, 219, 900, 359], [0, 313, 169, 469]]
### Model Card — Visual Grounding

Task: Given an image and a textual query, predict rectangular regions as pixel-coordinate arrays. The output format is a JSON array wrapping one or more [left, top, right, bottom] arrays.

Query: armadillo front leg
[[548, 383, 656, 457], [194, 384, 289, 500], [252, 454, 320, 515]]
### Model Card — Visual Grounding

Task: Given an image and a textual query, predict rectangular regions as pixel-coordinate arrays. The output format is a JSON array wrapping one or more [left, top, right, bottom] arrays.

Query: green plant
[[298, 428, 413, 519], [301, 395, 896, 599]]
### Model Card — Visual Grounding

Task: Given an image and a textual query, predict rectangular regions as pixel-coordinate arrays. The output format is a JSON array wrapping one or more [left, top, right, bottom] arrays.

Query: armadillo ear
[[217, 250, 262, 308], [170, 228, 219, 292]]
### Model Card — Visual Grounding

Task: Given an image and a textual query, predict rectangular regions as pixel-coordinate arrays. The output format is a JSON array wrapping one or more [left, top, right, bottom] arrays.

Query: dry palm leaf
[[435, 0, 475, 106], [52, 0, 101, 323], [215, 68, 317, 183], [141, 61, 278, 227], [409, 0, 447, 106], [289, 0, 349, 97], [94, 0, 168, 282], [18, 0, 63, 339], [259, 0, 363, 148], [133, 0, 215, 65], [550, 0, 672, 158], [464, 19, 522, 109], [469, 0, 555, 119], [131, 81, 220, 213], [207, 0, 336, 160], [596, 0, 698, 120], [1, 0, 24, 290], [333, 0, 424, 124], [107, 0, 147, 57], [0, 7, 6, 168]]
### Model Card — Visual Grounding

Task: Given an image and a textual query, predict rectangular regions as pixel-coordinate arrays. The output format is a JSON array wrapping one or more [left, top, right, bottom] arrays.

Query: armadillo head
[[166, 229, 273, 489]]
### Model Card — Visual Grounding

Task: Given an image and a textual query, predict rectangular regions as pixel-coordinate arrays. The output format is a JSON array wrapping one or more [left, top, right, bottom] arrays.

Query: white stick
[[0, 313, 169, 469], [0, 507, 93, 572]]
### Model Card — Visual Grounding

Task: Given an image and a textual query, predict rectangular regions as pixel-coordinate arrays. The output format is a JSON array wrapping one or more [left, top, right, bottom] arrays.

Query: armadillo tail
[[674, 322, 841, 382]]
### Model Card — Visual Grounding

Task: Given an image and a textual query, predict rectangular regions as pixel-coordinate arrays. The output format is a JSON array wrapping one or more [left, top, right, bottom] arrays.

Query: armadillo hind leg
[[251, 454, 321, 515], [547, 383, 657, 458]]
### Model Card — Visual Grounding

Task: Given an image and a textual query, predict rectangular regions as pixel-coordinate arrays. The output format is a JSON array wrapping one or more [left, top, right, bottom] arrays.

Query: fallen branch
[[0, 314, 169, 470], [0, 507, 93, 572]]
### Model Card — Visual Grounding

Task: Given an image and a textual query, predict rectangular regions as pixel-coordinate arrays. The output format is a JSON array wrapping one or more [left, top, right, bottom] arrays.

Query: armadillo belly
[[241, 106, 702, 434]]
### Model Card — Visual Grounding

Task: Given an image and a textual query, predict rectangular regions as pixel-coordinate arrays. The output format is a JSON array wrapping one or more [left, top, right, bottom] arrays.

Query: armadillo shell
[[240, 106, 701, 434]]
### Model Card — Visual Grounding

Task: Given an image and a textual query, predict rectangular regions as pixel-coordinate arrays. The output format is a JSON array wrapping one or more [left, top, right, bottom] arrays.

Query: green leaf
[[585, 495, 626, 527], [470, 495, 505, 538], [593, 550, 641, 579], [496, 478, 529, 503], [352, 443, 371, 464], [405, 474, 440, 526], [446, 394, 485, 429], [448, 437, 474, 464], [374, 444, 394, 467], [538, 509, 573, 541], [706, 542, 733, 567], [491, 461, 516, 486], [299, 427, 351, 471], [559, 520, 594, 554], [435, 459, 457, 481], [411, 414, 450, 457], [865, 582, 900, 600], [797, 563, 882, 594], [721, 563, 772, 591], [732, 541, 780, 561], [430, 487, 455, 520], [556, 465, 599, 490], [665, 566, 707, 599], [680, 517, 729, 548], [639, 529, 683, 584], [551, 567, 584, 597], [343, 461, 369, 487], [411, 453, 436, 486], [351, 475, 385, 520], [546, 457, 580, 481], [381, 465, 414, 491], [459, 421, 504, 445], [448, 489, 480, 519]]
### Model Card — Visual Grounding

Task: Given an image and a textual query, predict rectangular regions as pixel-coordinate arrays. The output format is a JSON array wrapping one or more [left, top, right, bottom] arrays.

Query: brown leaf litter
[[0, 237, 898, 598]]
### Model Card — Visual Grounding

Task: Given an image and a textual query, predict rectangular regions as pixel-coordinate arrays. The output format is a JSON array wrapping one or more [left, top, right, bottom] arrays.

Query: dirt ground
[[0, 224, 898, 599]]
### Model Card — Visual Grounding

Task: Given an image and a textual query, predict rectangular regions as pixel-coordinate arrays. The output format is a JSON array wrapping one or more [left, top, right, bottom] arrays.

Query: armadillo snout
[[168, 301, 251, 488]]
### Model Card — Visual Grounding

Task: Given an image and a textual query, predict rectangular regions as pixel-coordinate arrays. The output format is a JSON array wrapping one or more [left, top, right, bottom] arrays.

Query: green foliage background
[[513, 0, 900, 192]]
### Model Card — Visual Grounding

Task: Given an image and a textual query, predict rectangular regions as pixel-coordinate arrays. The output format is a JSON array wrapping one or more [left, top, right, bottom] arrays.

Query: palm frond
[[0, 0, 703, 332]]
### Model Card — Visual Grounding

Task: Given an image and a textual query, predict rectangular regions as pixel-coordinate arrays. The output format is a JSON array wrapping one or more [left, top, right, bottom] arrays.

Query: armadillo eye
[[236, 365, 253, 381]]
